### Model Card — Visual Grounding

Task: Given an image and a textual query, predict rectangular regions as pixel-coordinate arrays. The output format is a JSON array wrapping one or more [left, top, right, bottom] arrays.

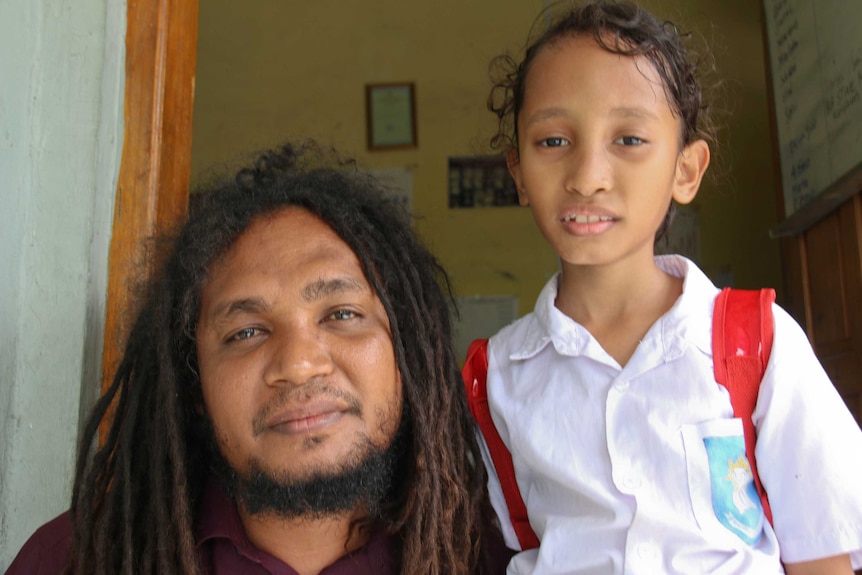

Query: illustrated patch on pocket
[[703, 435, 763, 545]]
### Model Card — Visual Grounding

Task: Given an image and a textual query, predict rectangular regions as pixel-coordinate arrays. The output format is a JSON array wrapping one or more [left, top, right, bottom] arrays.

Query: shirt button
[[616, 379, 630, 390]]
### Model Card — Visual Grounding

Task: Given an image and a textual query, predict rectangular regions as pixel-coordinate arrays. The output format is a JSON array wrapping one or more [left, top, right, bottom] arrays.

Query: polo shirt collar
[[195, 478, 258, 560], [195, 478, 396, 574]]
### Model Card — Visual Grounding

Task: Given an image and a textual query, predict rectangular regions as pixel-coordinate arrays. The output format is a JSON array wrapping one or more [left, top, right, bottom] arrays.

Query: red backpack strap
[[463, 338, 540, 550], [712, 287, 776, 525]]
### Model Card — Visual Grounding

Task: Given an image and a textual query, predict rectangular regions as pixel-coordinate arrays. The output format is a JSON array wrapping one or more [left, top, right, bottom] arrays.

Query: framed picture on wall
[[366, 83, 417, 150], [448, 155, 519, 208]]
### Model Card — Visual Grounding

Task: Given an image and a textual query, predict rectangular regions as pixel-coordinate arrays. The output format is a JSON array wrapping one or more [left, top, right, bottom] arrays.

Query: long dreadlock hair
[[68, 141, 498, 575]]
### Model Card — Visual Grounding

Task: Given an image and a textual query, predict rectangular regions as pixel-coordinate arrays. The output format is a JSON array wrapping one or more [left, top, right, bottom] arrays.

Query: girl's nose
[[262, 327, 334, 387], [564, 145, 611, 197]]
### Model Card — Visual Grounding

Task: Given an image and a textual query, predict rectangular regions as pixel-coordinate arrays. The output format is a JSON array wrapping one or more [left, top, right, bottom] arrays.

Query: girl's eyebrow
[[609, 106, 659, 121], [524, 105, 660, 126], [523, 107, 569, 126]]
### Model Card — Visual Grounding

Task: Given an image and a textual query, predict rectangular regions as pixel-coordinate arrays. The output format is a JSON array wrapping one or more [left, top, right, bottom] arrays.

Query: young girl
[[475, 1, 862, 573]]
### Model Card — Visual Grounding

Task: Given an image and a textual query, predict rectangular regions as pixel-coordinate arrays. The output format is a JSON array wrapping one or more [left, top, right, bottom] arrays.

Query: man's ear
[[506, 148, 529, 206], [673, 139, 710, 206]]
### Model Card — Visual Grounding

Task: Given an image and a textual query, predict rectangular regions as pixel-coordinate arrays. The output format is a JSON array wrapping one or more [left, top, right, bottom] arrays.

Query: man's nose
[[262, 327, 334, 387], [564, 145, 611, 197]]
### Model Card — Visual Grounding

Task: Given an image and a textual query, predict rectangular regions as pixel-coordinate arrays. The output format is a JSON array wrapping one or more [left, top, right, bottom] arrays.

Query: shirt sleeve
[[753, 304, 862, 568], [5, 512, 73, 575]]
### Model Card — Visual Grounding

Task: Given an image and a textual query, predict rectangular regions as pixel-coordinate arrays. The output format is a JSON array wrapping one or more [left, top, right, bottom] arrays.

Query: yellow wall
[[191, 0, 783, 320]]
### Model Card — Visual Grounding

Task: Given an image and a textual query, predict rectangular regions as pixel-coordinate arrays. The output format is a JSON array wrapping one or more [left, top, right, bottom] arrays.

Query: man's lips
[[253, 398, 355, 436], [269, 409, 344, 435]]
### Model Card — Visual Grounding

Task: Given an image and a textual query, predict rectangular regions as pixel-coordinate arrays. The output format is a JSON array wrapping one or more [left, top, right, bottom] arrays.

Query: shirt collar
[[657, 255, 718, 357], [195, 478, 397, 574], [510, 255, 717, 362], [195, 478, 261, 561]]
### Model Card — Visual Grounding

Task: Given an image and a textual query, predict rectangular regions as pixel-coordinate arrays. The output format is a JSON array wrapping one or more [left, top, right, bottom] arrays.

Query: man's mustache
[[251, 379, 362, 436]]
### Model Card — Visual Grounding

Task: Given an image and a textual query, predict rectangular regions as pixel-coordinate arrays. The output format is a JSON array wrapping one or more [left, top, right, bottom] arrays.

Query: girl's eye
[[615, 135, 645, 146], [229, 327, 261, 342], [329, 309, 357, 321], [539, 137, 569, 148]]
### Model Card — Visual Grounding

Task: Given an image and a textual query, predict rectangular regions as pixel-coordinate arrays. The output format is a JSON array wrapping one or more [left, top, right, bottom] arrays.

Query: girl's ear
[[506, 148, 529, 206], [672, 139, 710, 205]]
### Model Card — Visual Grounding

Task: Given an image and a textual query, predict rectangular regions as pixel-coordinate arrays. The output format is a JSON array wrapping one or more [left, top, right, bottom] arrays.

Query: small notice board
[[762, 0, 862, 236]]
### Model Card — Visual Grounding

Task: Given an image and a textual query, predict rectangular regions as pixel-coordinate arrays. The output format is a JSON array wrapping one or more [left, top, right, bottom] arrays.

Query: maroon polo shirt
[[6, 480, 397, 575], [194, 480, 398, 574]]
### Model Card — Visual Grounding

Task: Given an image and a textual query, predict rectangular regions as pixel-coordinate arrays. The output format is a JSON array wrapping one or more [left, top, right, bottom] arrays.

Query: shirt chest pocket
[[681, 418, 765, 548]]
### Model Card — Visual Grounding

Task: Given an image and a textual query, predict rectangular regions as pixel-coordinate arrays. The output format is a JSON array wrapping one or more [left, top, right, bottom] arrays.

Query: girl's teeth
[[567, 215, 610, 223]]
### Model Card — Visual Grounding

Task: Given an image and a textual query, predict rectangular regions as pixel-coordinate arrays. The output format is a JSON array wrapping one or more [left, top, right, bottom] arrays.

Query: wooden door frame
[[101, 0, 199, 396]]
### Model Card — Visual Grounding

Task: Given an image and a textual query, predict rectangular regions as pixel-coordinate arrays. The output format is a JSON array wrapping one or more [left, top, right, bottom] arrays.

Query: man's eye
[[539, 137, 568, 147], [615, 135, 645, 146]]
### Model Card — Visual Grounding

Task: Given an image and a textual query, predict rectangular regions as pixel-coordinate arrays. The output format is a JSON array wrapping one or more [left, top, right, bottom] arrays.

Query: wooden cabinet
[[779, 195, 862, 426]]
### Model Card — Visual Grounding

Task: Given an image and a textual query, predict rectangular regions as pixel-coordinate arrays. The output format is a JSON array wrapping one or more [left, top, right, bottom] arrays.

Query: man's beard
[[204, 410, 407, 520]]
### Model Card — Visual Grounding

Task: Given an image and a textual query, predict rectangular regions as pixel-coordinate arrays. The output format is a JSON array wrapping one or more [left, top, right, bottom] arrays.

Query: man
[[8, 142, 511, 575]]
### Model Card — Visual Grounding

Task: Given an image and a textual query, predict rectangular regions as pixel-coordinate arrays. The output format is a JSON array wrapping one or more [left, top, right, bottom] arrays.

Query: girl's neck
[[555, 255, 683, 366]]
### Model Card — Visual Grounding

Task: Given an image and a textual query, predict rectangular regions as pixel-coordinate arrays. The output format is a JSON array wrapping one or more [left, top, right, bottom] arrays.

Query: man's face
[[195, 207, 403, 508]]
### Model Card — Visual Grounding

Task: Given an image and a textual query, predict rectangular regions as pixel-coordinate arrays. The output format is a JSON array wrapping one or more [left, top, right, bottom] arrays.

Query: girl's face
[[508, 35, 708, 273]]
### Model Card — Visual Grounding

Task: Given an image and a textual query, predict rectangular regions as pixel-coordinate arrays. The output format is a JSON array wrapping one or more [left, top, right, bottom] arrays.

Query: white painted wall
[[0, 0, 124, 569]]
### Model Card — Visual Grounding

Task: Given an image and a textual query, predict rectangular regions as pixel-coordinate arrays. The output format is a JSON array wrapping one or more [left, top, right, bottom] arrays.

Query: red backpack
[[462, 287, 776, 550]]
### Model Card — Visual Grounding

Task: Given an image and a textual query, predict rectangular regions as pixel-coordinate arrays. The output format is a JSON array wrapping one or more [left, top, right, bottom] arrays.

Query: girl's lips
[[560, 209, 618, 236], [563, 214, 615, 224], [562, 218, 616, 237], [560, 205, 618, 221]]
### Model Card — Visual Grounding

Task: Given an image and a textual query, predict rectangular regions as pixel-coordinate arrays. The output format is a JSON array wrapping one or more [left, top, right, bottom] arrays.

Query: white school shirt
[[482, 255, 862, 574]]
